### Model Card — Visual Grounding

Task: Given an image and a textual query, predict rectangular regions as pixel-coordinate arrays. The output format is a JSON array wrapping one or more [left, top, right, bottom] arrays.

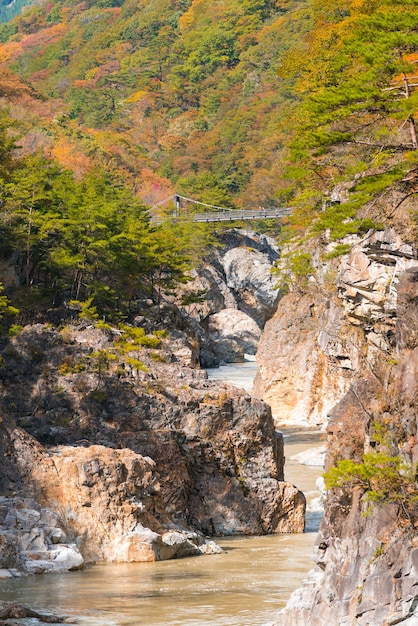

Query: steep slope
[[0, 0, 308, 208], [276, 256, 418, 624]]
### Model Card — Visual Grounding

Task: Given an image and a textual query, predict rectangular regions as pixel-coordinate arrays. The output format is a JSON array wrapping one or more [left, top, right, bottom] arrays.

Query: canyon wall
[[255, 228, 418, 427], [178, 228, 281, 365], [0, 319, 305, 577], [266, 225, 418, 624]]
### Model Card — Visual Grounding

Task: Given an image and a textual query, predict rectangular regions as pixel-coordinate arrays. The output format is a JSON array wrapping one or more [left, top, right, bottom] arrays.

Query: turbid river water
[[0, 362, 324, 626]]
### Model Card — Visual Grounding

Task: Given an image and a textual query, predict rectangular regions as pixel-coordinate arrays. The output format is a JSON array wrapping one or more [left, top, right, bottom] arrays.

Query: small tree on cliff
[[0, 283, 19, 335], [324, 420, 418, 524]]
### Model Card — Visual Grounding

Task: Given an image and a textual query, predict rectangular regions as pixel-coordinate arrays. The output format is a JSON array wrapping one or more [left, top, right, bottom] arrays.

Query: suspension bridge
[[150, 194, 292, 224]]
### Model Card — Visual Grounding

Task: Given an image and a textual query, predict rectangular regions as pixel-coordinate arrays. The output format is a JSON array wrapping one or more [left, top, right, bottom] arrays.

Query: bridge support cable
[[149, 193, 293, 224], [176, 194, 234, 213]]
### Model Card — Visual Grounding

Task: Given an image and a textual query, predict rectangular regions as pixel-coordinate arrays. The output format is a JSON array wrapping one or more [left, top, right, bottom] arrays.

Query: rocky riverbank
[[0, 318, 305, 578], [0, 601, 75, 623], [259, 218, 418, 624]]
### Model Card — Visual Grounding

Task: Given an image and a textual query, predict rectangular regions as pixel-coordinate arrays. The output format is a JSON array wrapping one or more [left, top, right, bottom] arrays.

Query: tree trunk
[[408, 116, 418, 150], [402, 73, 418, 149]]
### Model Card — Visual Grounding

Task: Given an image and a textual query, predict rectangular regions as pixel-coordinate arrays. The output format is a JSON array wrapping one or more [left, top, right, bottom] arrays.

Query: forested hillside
[[0, 111, 217, 322], [0, 0, 309, 209], [1, 0, 418, 319], [280, 0, 418, 237]]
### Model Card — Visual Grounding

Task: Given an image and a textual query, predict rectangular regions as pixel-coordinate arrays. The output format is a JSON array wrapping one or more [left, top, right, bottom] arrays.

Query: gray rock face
[[177, 229, 281, 365], [220, 246, 281, 326], [179, 264, 238, 324], [208, 308, 262, 361], [337, 228, 417, 326], [278, 499, 418, 625], [277, 263, 418, 625], [255, 227, 418, 426], [0, 496, 84, 575]]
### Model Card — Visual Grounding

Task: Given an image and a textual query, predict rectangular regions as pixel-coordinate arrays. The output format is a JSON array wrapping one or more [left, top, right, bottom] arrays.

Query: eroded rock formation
[[0, 323, 305, 576], [178, 228, 280, 364], [272, 231, 418, 624], [255, 228, 418, 426]]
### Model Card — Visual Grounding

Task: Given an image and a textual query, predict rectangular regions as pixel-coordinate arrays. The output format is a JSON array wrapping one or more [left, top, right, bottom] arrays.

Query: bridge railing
[[191, 207, 292, 222], [150, 207, 292, 224]]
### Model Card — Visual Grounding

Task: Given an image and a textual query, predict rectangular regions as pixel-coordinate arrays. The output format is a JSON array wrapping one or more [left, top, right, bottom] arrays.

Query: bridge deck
[[151, 207, 292, 224]]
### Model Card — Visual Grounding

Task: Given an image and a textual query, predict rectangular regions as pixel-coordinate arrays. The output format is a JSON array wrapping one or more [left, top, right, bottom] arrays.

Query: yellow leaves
[[286, 10, 356, 94], [158, 134, 187, 151], [0, 41, 22, 63], [126, 90, 149, 104], [178, 0, 206, 31], [60, 8, 72, 22], [51, 137, 92, 179], [350, 0, 367, 9], [258, 14, 285, 37]]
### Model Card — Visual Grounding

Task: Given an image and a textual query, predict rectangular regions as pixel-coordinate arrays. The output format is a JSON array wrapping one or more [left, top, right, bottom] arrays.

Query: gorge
[[0, 229, 313, 624], [1, 209, 418, 626], [0, 0, 418, 624], [0, 364, 324, 626]]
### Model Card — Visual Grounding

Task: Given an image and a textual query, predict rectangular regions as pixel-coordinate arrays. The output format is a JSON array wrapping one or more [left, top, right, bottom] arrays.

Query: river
[[0, 362, 323, 626]]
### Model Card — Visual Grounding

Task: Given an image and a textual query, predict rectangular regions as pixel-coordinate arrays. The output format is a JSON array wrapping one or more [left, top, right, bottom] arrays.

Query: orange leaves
[[0, 41, 23, 63], [404, 53, 418, 65], [0, 68, 36, 101], [72, 79, 94, 89], [51, 136, 92, 179], [135, 168, 174, 207], [256, 14, 285, 38], [20, 23, 67, 53]]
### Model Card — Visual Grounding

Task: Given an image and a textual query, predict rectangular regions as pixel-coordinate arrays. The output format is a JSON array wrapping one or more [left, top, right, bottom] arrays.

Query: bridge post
[[174, 194, 180, 217]]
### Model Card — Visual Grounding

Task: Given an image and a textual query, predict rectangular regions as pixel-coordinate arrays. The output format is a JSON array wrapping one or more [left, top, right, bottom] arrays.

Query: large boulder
[[220, 246, 281, 326], [208, 308, 261, 362]]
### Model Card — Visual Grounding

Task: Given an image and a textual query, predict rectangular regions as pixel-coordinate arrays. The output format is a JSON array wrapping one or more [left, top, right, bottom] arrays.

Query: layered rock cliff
[[261, 217, 418, 623], [255, 228, 418, 426], [277, 266, 418, 623], [0, 321, 305, 577]]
